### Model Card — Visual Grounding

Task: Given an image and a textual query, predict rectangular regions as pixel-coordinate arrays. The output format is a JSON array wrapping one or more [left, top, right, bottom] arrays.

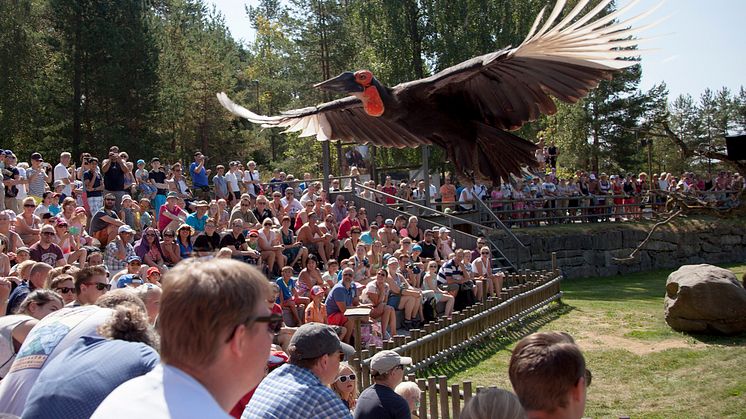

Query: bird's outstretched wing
[[395, 0, 662, 130], [216, 92, 428, 147]]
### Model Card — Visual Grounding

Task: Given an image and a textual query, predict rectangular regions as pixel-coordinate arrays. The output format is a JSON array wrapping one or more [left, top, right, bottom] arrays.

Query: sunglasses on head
[[336, 373, 356, 383], [55, 287, 74, 294]]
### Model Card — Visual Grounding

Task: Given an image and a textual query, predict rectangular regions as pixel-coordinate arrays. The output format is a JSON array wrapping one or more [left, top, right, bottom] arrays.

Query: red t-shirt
[[158, 204, 182, 231], [337, 216, 360, 240]]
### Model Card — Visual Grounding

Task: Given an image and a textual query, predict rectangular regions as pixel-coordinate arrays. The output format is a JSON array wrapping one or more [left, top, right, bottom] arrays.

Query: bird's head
[[314, 70, 376, 94]]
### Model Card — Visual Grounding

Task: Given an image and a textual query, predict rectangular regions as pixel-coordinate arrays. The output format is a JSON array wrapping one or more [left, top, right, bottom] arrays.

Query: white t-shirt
[[225, 171, 239, 192], [54, 163, 72, 196], [459, 187, 475, 210], [280, 197, 303, 217], [243, 170, 260, 196], [92, 364, 230, 419], [15, 167, 28, 199]]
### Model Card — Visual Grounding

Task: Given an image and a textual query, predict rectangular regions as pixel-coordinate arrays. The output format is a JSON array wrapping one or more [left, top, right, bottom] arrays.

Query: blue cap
[[412, 244, 422, 252], [117, 274, 143, 288], [136, 159, 145, 165], [126, 255, 142, 264], [360, 231, 374, 245]]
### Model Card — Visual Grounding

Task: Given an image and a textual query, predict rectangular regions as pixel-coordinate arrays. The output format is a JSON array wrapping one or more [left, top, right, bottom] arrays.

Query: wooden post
[[451, 383, 461, 419], [345, 307, 371, 360], [439, 376, 450, 419], [428, 376, 439, 419], [463, 381, 473, 405], [417, 378, 428, 419]]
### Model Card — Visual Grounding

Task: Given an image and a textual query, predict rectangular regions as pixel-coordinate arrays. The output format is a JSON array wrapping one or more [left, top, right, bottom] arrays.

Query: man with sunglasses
[[244, 322, 355, 419], [509, 332, 590, 419], [94, 259, 275, 418], [354, 350, 413, 419], [90, 193, 125, 247], [70, 265, 110, 307]]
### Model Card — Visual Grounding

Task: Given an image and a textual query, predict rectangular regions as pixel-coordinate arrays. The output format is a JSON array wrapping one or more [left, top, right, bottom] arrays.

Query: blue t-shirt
[[325, 282, 356, 315], [276, 277, 297, 303], [189, 162, 208, 187], [22, 336, 159, 419], [185, 212, 208, 232]]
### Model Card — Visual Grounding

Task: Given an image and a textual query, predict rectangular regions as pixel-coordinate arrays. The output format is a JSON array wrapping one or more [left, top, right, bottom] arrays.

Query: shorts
[[388, 294, 401, 308], [328, 311, 347, 326]]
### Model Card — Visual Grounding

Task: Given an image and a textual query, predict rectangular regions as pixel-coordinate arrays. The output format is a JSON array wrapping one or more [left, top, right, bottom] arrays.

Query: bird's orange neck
[[360, 85, 384, 117]]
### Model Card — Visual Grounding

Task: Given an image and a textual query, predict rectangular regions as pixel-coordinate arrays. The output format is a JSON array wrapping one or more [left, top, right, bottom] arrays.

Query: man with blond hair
[[509, 332, 590, 419], [93, 259, 277, 418]]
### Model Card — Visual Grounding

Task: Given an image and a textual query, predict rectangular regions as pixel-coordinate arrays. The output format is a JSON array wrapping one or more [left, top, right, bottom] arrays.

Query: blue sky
[[210, 0, 744, 101]]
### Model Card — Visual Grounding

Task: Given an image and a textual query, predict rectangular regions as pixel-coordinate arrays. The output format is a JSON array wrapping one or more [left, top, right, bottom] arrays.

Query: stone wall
[[491, 220, 746, 278]]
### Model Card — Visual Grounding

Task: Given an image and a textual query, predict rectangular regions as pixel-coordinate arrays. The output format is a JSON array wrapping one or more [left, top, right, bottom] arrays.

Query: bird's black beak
[[314, 72, 364, 93]]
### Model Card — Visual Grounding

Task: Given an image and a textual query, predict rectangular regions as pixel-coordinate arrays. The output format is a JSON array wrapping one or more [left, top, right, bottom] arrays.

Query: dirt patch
[[577, 331, 695, 355]]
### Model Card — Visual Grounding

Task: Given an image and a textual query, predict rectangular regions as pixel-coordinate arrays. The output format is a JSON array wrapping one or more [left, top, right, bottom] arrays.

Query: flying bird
[[218, 0, 660, 182]]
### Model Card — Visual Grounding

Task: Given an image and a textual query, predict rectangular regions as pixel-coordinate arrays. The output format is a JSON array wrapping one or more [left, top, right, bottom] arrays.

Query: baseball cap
[[310, 285, 324, 296], [387, 257, 399, 266], [118, 225, 135, 234], [126, 255, 142, 264], [384, 219, 394, 226], [41, 224, 56, 234], [412, 245, 422, 252], [248, 229, 259, 237], [74, 206, 87, 215], [15, 247, 30, 255], [117, 274, 143, 288], [195, 200, 209, 208], [122, 194, 133, 203], [288, 323, 354, 360], [166, 191, 179, 199], [53, 180, 65, 188], [136, 159, 145, 165], [370, 350, 412, 375], [30, 152, 43, 161], [438, 227, 450, 234], [146, 267, 161, 277]]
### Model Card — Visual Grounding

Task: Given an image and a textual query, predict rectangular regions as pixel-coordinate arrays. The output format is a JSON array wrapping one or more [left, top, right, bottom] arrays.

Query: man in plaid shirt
[[244, 323, 355, 418]]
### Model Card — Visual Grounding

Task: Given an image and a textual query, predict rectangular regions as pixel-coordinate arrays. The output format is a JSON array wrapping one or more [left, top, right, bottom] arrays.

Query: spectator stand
[[346, 268, 562, 418]]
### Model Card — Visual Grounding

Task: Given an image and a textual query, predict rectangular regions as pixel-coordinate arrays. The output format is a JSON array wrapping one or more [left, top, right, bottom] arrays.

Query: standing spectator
[[104, 226, 136, 274], [243, 160, 261, 199], [148, 158, 168, 219], [83, 157, 105, 215], [509, 332, 590, 419], [225, 161, 241, 204], [102, 148, 130, 212], [213, 164, 229, 201], [26, 152, 52, 201], [325, 267, 358, 343], [439, 175, 456, 211], [354, 350, 412, 419], [29, 225, 65, 267], [244, 322, 355, 419], [134, 159, 156, 199], [2, 152, 22, 213], [547, 141, 559, 168], [94, 259, 275, 418], [460, 388, 526, 419], [459, 181, 477, 211], [54, 152, 74, 198], [190, 151, 211, 201]]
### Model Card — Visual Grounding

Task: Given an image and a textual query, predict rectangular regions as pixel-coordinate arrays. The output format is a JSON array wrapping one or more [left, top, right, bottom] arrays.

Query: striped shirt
[[437, 258, 463, 285]]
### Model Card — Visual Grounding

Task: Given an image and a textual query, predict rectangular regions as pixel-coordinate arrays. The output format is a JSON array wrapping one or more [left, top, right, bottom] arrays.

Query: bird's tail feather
[[468, 124, 539, 183]]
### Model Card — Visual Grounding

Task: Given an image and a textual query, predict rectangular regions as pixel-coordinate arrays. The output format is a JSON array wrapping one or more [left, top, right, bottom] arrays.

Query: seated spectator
[[385, 258, 422, 330], [244, 323, 355, 418], [339, 225, 363, 261], [104, 225, 136, 274], [70, 265, 110, 307], [297, 255, 325, 298], [438, 249, 477, 311], [53, 218, 87, 268], [159, 229, 180, 266], [422, 261, 454, 318], [230, 196, 259, 227], [326, 267, 358, 343], [304, 285, 327, 324], [185, 200, 210, 233], [47, 272, 76, 305], [94, 259, 274, 418], [297, 212, 333, 264], [509, 332, 590, 419], [378, 219, 399, 254], [157, 191, 188, 233], [354, 350, 412, 419], [23, 302, 159, 419], [460, 388, 526, 419], [337, 206, 360, 241], [259, 218, 286, 275], [89, 194, 125, 247], [332, 362, 359, 412], [6, 262, 53, 315], [0, 289, 63, 378], [280, 215, 308, 268], [363, 269, 396, 340], [472, 246, 505, 298], [252, 195, 274, 225], [322, 259, 340, 289], [277, 266, 308, 326], [220, 219, 260, 264], [193, 218, 221, 256], [134, 283, 162, 325], [394, 381, 422, 419], [175, 223, 194, 259], [462, 250, 482, 302], [29, 224, 66, 267], [134, 227, 167, 271]]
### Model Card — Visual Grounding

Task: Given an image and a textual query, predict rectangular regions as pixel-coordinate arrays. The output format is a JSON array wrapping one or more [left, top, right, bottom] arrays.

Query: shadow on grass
[[686, 331, 746, 347], [418, 302, 574, 379], [560, 272, 670, 302]]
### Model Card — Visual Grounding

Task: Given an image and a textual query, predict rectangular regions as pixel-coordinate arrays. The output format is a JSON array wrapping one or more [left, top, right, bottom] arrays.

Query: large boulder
[[664, 264, 746, 335]]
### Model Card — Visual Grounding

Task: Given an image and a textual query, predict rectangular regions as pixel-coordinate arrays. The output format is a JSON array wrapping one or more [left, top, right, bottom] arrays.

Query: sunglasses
[[55, 287, 74, 294], [342, 273, 353, 277], [42, 232, 56, 236], [145, 233, 157, 237], [225, 313, 284, 342], [336, 373, 356, 383], [163, 234, 175, 238], [89, 282, 111, 291], [481, 251, 490, 255], [24, 204, 36, 208], [105, 199, 116, 202]]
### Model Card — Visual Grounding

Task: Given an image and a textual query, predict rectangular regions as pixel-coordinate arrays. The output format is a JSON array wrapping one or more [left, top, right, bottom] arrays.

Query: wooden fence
[[348, 270, 563, 418]]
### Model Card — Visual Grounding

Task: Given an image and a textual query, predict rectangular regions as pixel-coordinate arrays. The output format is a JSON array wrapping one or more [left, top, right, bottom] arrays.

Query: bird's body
[[218, 0, 660, 182]]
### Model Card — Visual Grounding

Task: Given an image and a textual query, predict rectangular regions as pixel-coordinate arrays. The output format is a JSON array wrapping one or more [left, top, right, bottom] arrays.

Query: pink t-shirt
[[158, 205, 182, 232]]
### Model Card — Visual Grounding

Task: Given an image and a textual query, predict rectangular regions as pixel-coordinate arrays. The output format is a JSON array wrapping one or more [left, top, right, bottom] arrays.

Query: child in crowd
[[135, 159, 157, 199], [304, 285, 327, 324], [276, 266, 308, 326]]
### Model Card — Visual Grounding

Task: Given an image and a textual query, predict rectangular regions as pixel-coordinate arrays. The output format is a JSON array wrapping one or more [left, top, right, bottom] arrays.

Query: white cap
[[439, 226, 450, 234], [118, 225, 135, 234], [370, 350, 412, 374]]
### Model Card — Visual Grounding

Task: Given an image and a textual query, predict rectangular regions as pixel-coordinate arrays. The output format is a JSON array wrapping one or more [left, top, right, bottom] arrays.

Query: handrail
[[473, 193, 527, 249], [352, 180, 498, 234]]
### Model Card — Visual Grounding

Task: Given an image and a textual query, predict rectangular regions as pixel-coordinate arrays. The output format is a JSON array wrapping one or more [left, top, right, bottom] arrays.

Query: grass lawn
[[428, 265, 746, 419]]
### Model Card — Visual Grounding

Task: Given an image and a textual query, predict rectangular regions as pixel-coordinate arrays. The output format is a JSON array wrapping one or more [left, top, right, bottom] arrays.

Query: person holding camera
[[102, 147, 131, 212], [190, 152, 211, 201], [27, 153, 52, 202]]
